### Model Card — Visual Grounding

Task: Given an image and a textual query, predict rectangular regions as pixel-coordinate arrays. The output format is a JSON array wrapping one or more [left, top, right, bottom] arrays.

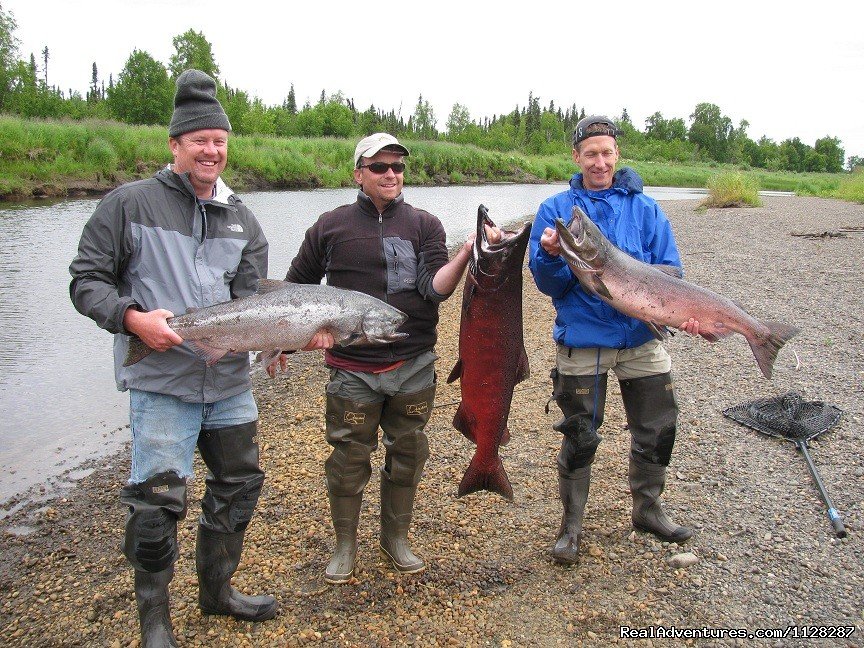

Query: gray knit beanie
[[168, 69, 231, 137]]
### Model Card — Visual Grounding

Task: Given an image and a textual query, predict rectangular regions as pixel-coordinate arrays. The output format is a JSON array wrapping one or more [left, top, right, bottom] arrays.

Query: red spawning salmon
[[447, 205, 532, 500]]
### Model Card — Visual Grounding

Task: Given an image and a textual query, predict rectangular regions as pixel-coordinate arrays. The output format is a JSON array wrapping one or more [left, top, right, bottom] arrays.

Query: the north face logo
[[344, 411, 366, 425], [407, 402, 428, 415], [227, 223, 244, 232]]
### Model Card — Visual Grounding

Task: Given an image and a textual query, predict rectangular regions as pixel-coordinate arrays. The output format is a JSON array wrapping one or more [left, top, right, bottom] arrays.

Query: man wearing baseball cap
[[284, 132, 498, 584], [70, 69, 325, 645], [528, 115, 700, 565]]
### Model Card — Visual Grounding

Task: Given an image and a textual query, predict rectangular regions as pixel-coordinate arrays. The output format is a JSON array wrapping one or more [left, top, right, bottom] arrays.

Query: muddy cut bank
[[2, 195, 863, 647]]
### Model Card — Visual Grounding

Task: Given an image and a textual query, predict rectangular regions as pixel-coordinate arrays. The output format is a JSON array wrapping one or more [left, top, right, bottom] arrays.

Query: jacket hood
[[569, 166, 644, 195]]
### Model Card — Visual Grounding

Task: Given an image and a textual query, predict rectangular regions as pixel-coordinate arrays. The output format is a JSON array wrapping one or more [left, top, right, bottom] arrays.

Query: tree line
[[1, 6, 860, 173]]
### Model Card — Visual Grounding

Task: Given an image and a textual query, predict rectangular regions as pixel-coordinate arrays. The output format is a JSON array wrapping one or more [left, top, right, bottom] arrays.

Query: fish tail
[[458, 454, 513, 501], [123, 336, 153, 367], [749, 321, 801, 379]]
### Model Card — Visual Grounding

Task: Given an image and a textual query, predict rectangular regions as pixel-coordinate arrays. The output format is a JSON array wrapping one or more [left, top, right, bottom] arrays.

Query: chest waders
[[324, 384, 435, 582]]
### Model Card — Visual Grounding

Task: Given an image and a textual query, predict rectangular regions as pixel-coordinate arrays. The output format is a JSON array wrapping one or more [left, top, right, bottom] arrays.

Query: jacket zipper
[[379, 212, 394, 360]]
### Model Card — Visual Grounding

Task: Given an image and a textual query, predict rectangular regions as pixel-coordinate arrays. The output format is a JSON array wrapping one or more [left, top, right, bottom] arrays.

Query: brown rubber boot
[[379, 477, 425, 573], [325, 493, 362, 584]]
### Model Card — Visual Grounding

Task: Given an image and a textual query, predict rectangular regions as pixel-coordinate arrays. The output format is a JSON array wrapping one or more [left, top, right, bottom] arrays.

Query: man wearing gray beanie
[[70, 69, 329, 646]]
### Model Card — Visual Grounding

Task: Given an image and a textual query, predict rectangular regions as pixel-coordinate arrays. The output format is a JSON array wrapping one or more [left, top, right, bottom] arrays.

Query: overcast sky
[[8, 0, 864, 161]]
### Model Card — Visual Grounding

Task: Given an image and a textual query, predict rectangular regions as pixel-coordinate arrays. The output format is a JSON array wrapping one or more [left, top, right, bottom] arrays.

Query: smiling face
[[353, 149, 405, 213], [169, 128, 229, 199], [572, 135, 619, 191]]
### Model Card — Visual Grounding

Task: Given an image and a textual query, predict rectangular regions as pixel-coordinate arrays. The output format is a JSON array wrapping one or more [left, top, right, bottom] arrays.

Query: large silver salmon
[[123, 279, 408, 367], [554, 206, 799, 379], [447, 205, 532, 500]]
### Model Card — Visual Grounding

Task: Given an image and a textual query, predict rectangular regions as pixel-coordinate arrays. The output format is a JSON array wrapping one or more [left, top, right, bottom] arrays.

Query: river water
[[0, 183, 706, 512]]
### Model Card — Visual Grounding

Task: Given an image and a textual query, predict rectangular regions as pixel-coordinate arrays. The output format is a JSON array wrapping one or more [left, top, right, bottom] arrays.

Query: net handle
[[796, 439, 848, 538]]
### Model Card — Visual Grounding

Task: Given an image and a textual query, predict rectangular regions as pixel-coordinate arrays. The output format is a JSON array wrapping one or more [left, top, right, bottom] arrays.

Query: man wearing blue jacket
[[529, 115, 697, 565]]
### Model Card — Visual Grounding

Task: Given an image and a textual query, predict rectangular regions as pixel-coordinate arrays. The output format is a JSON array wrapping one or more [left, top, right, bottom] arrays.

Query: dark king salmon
[[447, 205, 532, 500]]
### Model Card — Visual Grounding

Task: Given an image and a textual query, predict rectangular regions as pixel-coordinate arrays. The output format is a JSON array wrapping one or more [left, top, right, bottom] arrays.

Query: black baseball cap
[[572, 115, 619, 146]]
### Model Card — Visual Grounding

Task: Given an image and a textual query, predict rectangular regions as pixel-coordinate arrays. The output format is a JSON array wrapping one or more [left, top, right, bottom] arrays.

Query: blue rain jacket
[[528, 167, 683, 350]]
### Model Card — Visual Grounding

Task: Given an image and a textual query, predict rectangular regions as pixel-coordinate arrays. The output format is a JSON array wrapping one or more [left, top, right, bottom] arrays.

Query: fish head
[[555, 206, 606, 270], [345, 304, 409, 346], [471, 204, 532, 279]]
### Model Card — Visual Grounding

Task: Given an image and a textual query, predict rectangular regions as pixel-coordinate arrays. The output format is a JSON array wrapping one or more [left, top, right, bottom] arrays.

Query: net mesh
[[722, 392, 842, 442]]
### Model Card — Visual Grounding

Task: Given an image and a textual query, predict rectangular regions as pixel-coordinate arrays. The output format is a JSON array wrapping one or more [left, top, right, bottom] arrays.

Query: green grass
[[0, 114, 858, 203], [828, 168, 864, 203], [701, 172, 763, 208]]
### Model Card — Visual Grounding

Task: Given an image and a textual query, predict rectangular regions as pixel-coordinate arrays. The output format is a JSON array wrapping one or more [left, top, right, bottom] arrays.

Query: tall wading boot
[[195, 422, 277, 620], [120, 471, 187, 648], [134, 567, 178, 648], [378, 385, 435, 574], [620, 372, 692, 543], [323, 394, 384, 583], [547, 370, 605, 563], [196, 527, 278, 620], [629, 458, 693, 542], [325, 493, 363, 583], [379, 477, 425, 573], [550, 466, 591, 564]]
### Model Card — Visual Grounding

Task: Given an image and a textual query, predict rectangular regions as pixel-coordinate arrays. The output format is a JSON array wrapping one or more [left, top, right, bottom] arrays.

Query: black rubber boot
[[629, 458, 693, 543], [550, 465, 591, 565], [546, 371, 605, 564], [196, 526, 278, 620], [379, 476, 425, 573], [325, 493, 362, 584], [120, 471, 187, 573], [134, 567, 178, 648], [619, 372, 691, 543]]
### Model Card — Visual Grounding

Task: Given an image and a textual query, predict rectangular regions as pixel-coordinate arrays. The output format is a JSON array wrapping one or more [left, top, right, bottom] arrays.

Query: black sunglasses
[[358, 162, 406, 174]]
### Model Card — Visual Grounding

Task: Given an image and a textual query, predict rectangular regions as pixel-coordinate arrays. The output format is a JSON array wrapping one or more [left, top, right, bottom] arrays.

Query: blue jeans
[[128, 389, 258, 484]]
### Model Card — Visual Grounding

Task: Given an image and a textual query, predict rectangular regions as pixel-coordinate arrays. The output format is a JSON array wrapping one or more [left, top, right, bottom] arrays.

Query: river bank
[[2, 116, 855, 203], [1, 196, 862, 647]]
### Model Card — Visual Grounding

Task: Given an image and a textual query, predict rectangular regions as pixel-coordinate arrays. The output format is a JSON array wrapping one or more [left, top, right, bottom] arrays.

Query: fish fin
[[188, 341, 229, 366], [515, 348, 530, 384], [458, 454, 513, 501], [256, 278, 289, 294], [446, 359, 463, 384], [646, 322, 670, 340], [590, 276, 613, 300], [123, 336, 154, 366], [452, 405, 476, 443], [653, 264, 684, 278], [700, 332, 722, 342], [256, 349, 283, 372], [749, 321, 801, 379], [500, 426, 511, 446]]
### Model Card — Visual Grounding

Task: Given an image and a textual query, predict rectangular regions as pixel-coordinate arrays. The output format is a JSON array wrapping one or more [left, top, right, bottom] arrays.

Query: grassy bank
[[0, 115, 857, 202]]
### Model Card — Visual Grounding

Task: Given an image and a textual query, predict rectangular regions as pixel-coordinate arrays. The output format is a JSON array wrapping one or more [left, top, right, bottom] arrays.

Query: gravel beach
[[1, 195, 862, 647]]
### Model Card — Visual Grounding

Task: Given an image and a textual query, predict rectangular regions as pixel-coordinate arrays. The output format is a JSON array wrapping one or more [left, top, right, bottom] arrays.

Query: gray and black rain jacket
[[69, 167, 268, 402]]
